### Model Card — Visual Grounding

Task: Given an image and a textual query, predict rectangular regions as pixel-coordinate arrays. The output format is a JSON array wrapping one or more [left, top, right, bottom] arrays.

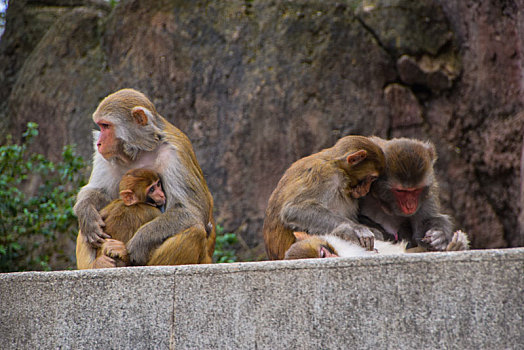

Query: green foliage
[[213, 224, 239, 263], [0, 122, 86, 272]]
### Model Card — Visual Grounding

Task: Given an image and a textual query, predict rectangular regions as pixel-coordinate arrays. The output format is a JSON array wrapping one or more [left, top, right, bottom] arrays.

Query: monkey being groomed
[[284, 230, 469, 260], [284, 231, 407, 259]]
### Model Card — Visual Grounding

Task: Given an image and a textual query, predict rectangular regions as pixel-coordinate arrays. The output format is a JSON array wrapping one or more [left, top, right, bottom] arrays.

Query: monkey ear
[[293, 231, 311, 241], [120, 189, 138, 206], [131, 107, 150, 126], [424, 142, 437, 164], [346, 150, 368, 167]]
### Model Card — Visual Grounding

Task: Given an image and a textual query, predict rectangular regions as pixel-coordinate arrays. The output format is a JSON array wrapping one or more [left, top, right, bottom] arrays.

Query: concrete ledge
[[1, 248, 523, 349]]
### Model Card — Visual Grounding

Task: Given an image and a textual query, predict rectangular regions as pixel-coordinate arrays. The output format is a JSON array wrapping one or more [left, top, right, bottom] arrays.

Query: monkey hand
[[331, 223, 375, 251], [445, 230, 470, 251], [421, 229, 450, 251], [101, 239, 130, 264], [77, 205, 110, 248], [126, 234, 151, 266], [93, 255, 117, 269]]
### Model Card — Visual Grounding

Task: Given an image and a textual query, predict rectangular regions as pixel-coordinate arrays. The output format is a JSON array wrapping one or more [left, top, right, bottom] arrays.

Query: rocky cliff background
[[1, 0, 523, 261]]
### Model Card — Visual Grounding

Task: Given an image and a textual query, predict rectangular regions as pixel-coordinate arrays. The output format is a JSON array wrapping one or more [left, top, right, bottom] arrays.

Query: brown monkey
[[263, 135, 386, 260], [284, 231, 407, 259], [359, 137, 469, 251], [74, 89, 215, 269], [86, 168, 166, 268]]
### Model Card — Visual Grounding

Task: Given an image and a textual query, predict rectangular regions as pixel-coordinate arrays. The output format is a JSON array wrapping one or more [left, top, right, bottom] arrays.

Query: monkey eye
[[149, 186, 155, 194], [320, 245, 334, 258], [97, 122, 111, 130]]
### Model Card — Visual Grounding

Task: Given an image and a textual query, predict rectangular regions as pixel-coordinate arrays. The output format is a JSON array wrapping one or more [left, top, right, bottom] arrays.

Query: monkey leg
[[76, 231, 97, 269], [147, 226, 212, 265], [265, 228, 296, 260]]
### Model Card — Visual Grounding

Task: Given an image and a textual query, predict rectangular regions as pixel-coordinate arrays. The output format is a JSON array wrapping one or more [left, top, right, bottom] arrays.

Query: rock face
[[1, 0, 522, 259]]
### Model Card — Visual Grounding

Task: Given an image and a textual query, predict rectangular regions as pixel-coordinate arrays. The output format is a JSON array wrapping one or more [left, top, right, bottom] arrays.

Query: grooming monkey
[[359, 137, 469, 251], [263, 136, 386, 260], [74, 89, 215, 269], [87, 168, 166, 268]]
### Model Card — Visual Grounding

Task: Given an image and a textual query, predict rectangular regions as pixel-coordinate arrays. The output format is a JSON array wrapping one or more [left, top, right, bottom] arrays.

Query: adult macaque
[[263, 136, 386, 260], [74, 88, 215, 269], [359, 137, 469, 251], [284, 230, 469, 259], [85, 168, 166, 268]]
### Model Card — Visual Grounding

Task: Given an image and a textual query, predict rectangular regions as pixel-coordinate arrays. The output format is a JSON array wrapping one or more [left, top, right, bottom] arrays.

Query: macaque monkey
[[284, 231, 407, 259], [74, 88, 215, 269], [263, 135, 386, 260], [359, 137, 469, 251], [89, 168, 166, 268], [284, 230, 469, 259]]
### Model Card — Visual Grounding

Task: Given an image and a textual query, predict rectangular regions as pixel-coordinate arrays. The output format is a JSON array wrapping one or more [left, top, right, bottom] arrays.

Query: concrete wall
[[1, 248, 523, 349]]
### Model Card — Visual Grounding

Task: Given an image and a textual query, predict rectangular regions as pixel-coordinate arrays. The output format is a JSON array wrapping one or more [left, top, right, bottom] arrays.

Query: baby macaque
[[84, 168, 165, 268]]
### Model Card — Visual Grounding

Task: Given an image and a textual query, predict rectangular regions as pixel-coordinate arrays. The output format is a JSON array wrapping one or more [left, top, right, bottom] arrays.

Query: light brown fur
[[75, 89, 215, 269], [263, 135, 385, 260]]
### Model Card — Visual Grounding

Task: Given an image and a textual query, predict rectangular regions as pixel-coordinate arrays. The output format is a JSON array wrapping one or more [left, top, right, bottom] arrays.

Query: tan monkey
[[81, 168, 165, 268], [74, 89, 215, 269], [359, 137, 469, 251], [263, 136, 386, 260]]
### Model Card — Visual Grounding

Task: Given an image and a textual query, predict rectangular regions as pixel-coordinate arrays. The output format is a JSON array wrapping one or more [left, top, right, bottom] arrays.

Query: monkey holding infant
[[75, 89, 215, 269]]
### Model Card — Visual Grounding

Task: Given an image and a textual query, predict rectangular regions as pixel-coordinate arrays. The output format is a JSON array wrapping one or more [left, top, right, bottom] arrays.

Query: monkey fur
[[284, 231, 407, 259], [88, 168, 165, 268], [359, 137, 469, 251], [263, 135, 386, 260], [75, 89, 215, 269], [284, 230, 469, 260]]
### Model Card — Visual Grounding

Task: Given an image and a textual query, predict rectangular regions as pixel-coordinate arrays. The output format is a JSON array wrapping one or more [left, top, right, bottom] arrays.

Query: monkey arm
[[73, 187, 112, 247], [282, 200, 350, 234], [281, 200, 374, 250], [412, 199, 454, 251], [125, 203, 202, 265]]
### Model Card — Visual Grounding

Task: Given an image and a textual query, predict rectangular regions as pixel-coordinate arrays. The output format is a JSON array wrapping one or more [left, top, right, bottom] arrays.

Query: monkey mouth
[[398, 202, 418, 216]]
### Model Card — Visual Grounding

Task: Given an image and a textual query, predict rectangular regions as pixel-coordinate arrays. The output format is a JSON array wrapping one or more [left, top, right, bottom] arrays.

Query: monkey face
[[95, 120, 125, 162], [391, 187, 424, 215], [146, 180, 166, 207]]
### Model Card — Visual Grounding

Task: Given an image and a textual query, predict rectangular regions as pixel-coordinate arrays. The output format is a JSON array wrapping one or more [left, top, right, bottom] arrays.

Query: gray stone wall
[[2, 248, 523, 349]]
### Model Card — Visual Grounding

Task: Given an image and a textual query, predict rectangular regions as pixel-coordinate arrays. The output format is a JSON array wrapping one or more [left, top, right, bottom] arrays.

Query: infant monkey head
[[119, 168, 166, 210]]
